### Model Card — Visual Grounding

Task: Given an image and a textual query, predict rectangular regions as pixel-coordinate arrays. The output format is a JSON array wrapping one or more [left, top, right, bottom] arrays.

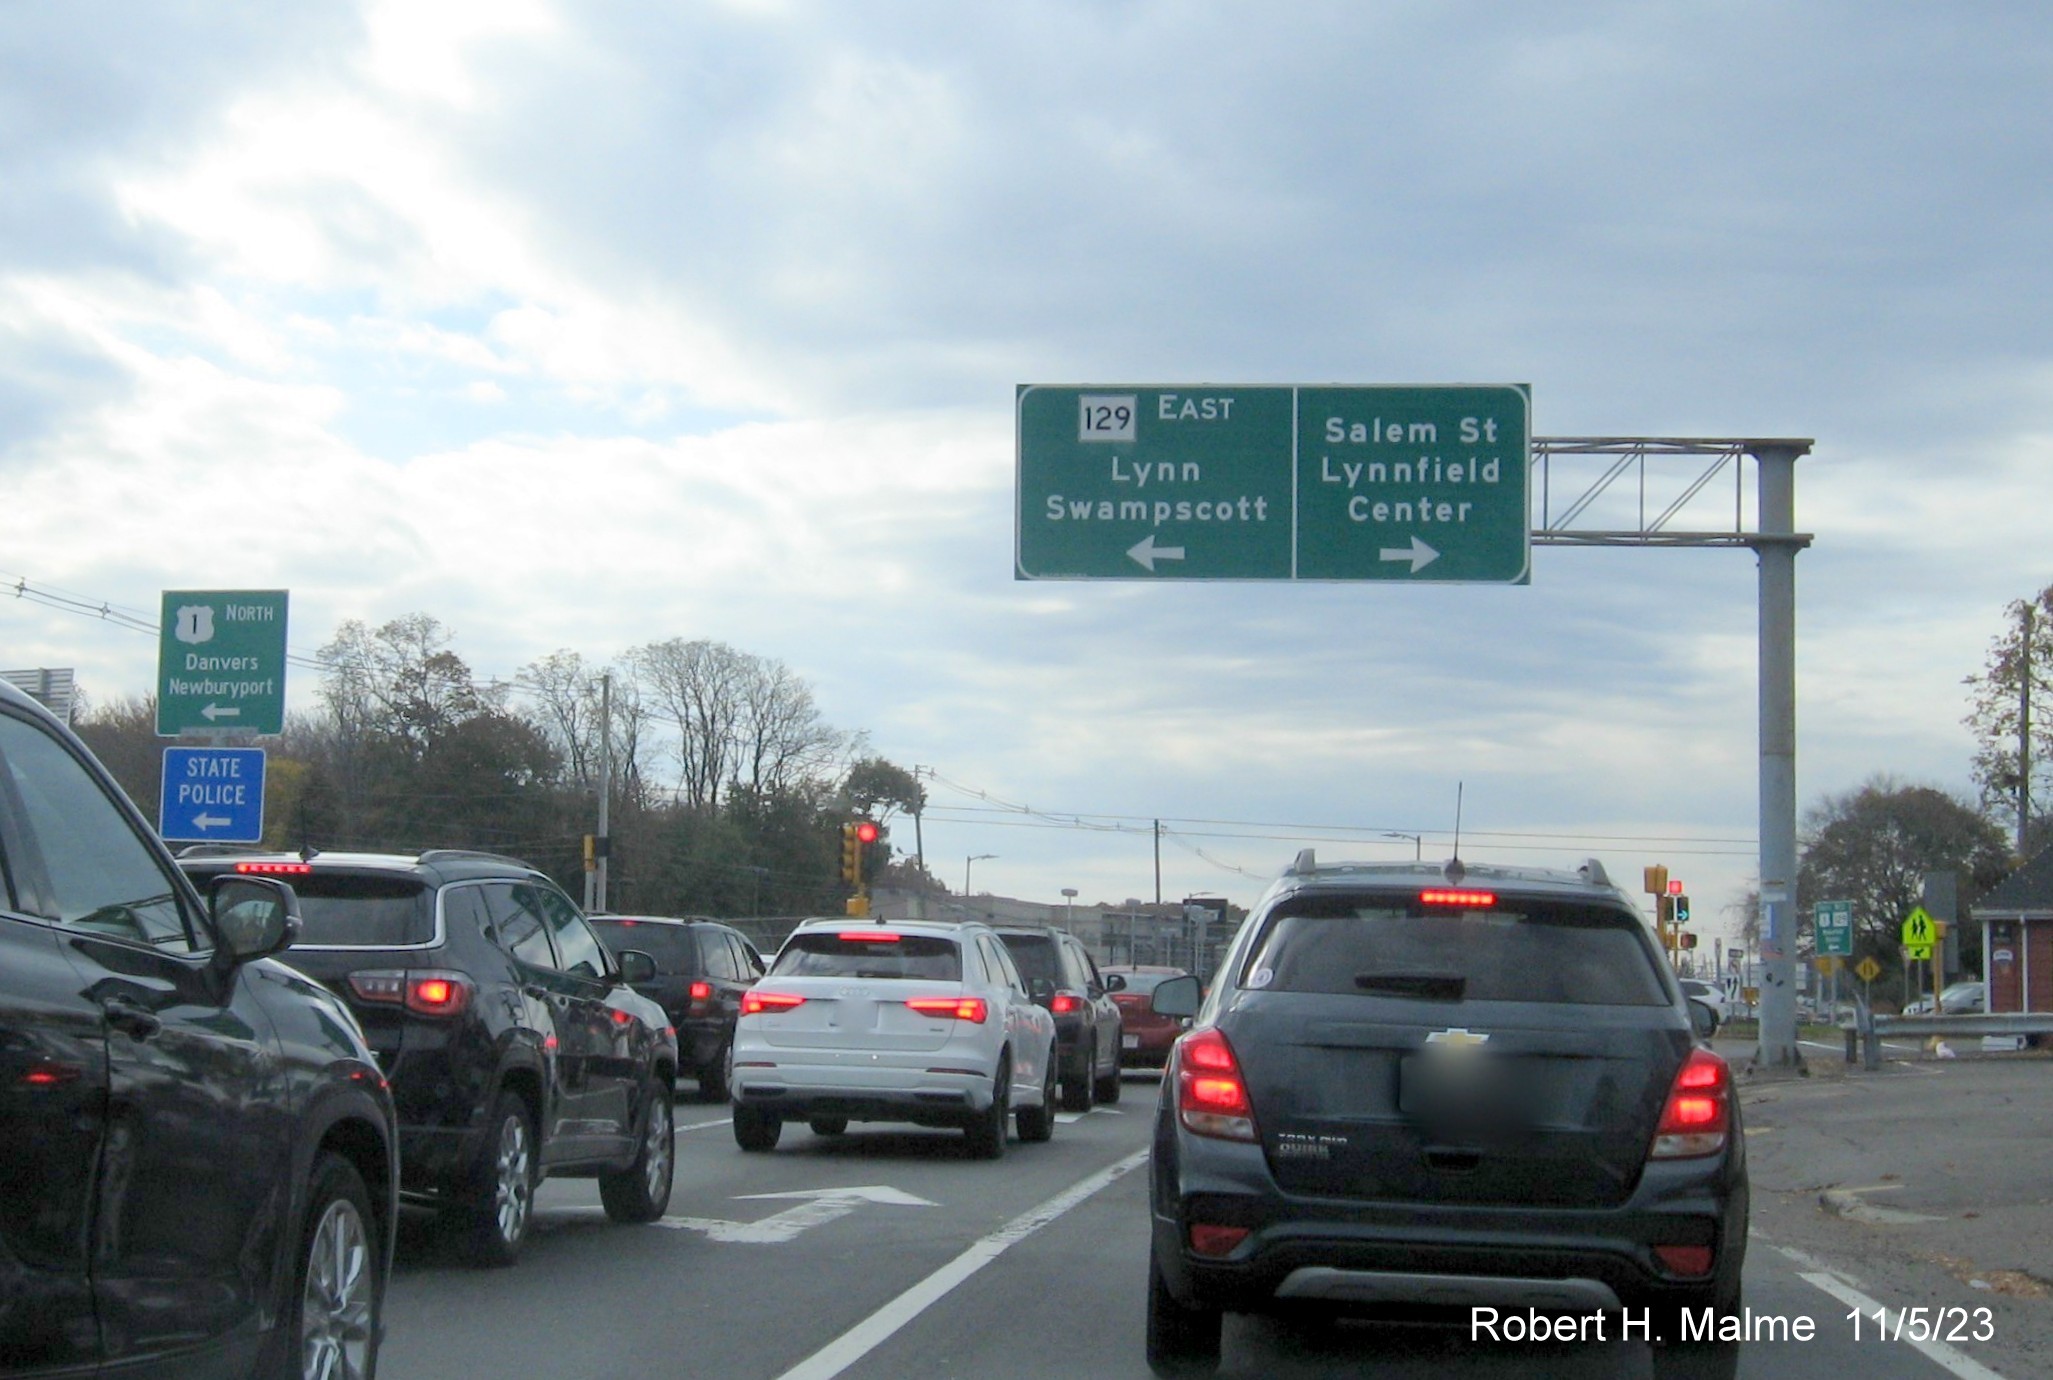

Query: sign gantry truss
[[1530, 437, 1814, 550]]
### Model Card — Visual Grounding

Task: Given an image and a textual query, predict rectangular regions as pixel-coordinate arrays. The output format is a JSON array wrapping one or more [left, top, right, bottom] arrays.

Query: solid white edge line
[[1778, 1253, 2011, 1380], [772, 1148, 1152, 1380]]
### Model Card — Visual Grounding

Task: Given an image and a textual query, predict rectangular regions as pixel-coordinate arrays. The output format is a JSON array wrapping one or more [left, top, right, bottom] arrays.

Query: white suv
[[729, 918, 1059, 1158]]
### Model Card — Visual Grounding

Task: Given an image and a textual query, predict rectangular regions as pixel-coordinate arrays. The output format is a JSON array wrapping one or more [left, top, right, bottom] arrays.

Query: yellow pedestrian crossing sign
[[1901, 905, 1937, 960]]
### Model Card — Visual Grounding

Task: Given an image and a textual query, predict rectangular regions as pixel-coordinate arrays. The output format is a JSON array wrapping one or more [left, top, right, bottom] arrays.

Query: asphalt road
[[375, 1059, 2040, 1380]]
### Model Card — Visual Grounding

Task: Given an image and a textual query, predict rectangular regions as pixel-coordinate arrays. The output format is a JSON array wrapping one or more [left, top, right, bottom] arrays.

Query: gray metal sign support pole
[[1752, 442, 1808, 1067]]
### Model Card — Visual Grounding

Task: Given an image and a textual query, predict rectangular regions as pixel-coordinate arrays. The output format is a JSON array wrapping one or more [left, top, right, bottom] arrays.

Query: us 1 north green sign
[[1814, 899, 1853, 956], [157, 590, 289, 736], [1015, 385, 1531, 582]]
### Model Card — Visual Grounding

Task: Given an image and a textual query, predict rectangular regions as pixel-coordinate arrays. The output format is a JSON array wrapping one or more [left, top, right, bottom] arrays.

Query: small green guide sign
[[1015, 384, 1531, 583], [157, 590, 289, 736], [1814, 899, 1853, 956]]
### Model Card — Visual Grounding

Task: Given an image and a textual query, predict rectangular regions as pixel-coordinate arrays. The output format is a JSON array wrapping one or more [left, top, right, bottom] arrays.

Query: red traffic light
[[854, 820, 880, 844]]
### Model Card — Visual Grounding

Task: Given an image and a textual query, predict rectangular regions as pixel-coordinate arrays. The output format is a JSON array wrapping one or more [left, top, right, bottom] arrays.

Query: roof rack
[[174, 842, 273, 859], [414, 848, 539, 870]]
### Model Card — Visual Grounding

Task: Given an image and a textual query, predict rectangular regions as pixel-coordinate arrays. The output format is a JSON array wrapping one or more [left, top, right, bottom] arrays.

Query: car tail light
[[1188, 1223, 1250, 1258], [838, 930, 901, 943], [906, 996, 989, 1023], [1653, 1244, 1715, 1278], [742, 991, 806, 1016], [237, 861, 312, 876], [348, 970, 472, 1017], [689, 980, 713, 1007], [1050, 992, 1080, 1015], [1175, 1027, 1256, 1142], [1650, 1047, 1731, 1159], [1419, 888, 1496, 907]]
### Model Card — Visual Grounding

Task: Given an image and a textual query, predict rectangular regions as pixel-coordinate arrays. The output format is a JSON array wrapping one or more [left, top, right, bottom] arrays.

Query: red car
[[1103, 964, 1194, 1067]]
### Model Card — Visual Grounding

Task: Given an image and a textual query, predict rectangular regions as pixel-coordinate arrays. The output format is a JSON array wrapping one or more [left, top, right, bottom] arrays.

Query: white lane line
[[677, 1117, 732, 1131], [772, 1148, 1151, 1380], [1769, 1245, 2011, 1380]]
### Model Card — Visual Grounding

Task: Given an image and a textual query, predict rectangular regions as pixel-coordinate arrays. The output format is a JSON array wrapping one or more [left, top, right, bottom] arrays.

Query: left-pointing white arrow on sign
[[200, 703, 241, 721], [1127, 535, 1187, 572], [191, 813, 231, 830]]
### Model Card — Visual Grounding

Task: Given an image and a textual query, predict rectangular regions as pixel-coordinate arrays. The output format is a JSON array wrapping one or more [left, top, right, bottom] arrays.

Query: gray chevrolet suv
[[1146, 852, 1747, 1377]]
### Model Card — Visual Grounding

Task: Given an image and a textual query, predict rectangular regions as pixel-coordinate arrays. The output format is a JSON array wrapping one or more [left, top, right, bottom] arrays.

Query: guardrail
[[1840, 1008, 2053, 1069]]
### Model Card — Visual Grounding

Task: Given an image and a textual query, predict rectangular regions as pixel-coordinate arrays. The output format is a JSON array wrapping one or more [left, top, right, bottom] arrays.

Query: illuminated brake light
[[742, 991, 806, 1016], [348, 970, 471, 1017], [1050, 993, 1080, 1015], [237, 861, 312, 876], [1175, 1028, 1256, 1142], [1419, 888, 1496, 907], [906, 996, 988, 1023], [838, 930, 902, 943], [1650, 1047, 1731, 1159], [689, 980, 713, 1005]]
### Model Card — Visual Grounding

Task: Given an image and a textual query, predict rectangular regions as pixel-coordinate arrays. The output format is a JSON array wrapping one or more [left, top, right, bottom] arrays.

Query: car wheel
[[733, 1104, 782, 1153], [1017, 1054, 1057, 1143], [1061, 1041, 1095, 1112], [1094, 1038, 1123, 1104], [598, 1082, 675, 1223], [461, 1092, 536, 1267], [808, 1116, 849, 1136], [965, 1057, 1010, 1159], [284, 1151, 380, 1380], [698, 1038, 731, 1102], [1146, 1239, 1221, 1377]]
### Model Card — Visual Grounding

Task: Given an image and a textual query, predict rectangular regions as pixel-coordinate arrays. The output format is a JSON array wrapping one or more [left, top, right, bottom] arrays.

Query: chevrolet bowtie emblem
[[1424, 1028, 1490, 1048]]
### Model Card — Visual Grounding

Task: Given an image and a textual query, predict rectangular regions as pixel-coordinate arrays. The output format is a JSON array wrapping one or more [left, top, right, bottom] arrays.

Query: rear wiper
[[1353, 971, 1466, 1000]]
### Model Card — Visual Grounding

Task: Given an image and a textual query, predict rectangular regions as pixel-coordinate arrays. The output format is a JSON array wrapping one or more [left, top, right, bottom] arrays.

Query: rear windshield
[[590, 920, 696, 975], [1244, 896, 1668, 1007], [287, 874, 435, 947], [997, 934, 1058, 983], [1109, 970, 1182, 996], [772, 932, 962, 981]]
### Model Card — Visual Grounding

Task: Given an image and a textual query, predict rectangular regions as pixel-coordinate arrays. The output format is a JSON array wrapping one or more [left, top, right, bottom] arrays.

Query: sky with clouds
[[4, 1, 2050, 956]]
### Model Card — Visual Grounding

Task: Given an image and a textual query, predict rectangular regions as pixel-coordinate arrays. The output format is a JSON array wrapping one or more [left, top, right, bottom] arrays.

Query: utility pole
[[596, 672, 612, 913], [1153, 819, 1162, 905], [2020, 602, 2033, 856]]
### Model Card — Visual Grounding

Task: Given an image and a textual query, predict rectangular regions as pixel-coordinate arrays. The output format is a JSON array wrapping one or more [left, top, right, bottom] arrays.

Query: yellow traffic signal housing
[[1656, 894, 1675, 926], [839, 822, 862, 886]]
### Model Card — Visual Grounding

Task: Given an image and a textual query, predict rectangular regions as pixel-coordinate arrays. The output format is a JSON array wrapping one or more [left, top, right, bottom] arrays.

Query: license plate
[[1122, 1034, 1140, 1049]]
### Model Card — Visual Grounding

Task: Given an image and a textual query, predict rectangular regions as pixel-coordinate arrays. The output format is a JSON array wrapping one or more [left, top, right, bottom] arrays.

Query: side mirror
[[1028, 976, 1056, 1006], [208, 875, 301, 965], [1103, 972, 1126, 993], [615, 949, 658, 986], [1151, 974, 1201, 1019]]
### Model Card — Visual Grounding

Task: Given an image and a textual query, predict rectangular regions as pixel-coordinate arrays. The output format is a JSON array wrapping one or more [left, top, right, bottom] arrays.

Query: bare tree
[[737, 657, 848, 795], [631, 638, 748, 810], [1963, 584, 2053, 856]]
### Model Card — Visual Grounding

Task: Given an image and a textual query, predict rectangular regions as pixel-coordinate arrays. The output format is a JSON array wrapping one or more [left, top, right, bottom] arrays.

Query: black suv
[[589, 914, 764, 1099], [993, 924, 1125, 1110], [0, 679, 397, 1378], [1146, 853, 1747, 1378], [177, 847, 679, 1267]]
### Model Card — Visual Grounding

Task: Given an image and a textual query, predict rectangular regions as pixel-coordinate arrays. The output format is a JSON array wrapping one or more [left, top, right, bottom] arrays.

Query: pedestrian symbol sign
[[1901, 905, 1937, 960]]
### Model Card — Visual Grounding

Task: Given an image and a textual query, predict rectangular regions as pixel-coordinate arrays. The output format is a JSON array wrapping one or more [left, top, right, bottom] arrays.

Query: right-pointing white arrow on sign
[[1380, 536, 1440, 573]]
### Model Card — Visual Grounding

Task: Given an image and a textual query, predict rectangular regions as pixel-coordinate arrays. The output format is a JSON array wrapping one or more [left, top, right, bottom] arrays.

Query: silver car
[[729, 917, 1059, 1157]]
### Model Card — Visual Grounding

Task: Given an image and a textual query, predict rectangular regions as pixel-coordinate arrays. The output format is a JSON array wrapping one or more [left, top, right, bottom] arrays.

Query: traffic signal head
[[839, 822, 862, 885], [855, 820, 880, 846], [1681, 931, 1698, 949], [1674, 894, 1691, 925], [1657, 894, 1675, 926]]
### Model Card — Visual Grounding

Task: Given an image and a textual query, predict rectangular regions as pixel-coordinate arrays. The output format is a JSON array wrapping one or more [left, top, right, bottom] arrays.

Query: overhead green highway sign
[[157, 589, 289, 736], [1015, 384, 1530, 583]]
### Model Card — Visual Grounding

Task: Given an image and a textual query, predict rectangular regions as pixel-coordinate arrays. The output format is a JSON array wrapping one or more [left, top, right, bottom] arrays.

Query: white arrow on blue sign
[[159, 746, 266, 843]]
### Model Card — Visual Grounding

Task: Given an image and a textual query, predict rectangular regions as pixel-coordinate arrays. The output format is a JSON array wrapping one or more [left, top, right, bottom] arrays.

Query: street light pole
[[1383, 831, 1423, 860], [965, 853, 996, 896]]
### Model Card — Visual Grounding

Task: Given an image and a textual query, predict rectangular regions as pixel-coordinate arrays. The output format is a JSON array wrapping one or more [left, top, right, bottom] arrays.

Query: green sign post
[[157, 590, 289, 736], [1814, 899, 1853, 956], [1016, 384, 1531, 582]]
